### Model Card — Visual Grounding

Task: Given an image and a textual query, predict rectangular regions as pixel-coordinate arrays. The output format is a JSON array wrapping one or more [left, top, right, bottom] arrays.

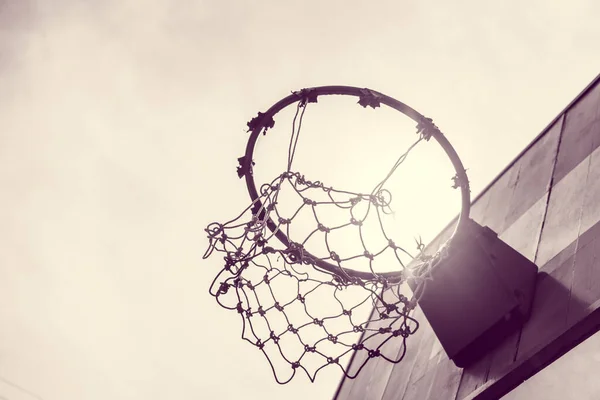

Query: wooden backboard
[[334, 73, 600, 400]]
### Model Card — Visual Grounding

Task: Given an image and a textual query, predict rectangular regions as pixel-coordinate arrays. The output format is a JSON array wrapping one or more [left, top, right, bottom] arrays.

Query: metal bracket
[[293, 88, 319, 105], [247, 112, 275, 134], [358, 88, 382, 109], [237, 156, 254, 178], [416, 117, 441, 141], [452, 170, 469, 190]]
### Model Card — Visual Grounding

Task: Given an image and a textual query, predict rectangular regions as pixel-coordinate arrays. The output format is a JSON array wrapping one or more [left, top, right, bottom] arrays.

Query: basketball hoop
[[204, 86, 470, 383]]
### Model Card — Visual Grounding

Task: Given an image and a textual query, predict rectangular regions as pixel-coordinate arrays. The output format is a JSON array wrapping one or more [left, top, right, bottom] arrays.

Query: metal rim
[[239, 86, 470, 282]]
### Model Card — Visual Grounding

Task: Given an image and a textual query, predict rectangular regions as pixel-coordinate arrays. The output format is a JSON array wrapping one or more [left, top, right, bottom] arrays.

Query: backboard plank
[[579, 147, 600, 239], [381, 309, 428, 400], [402, 360, 439, 400], [515, 263, 576, 361], [346, 323, 411, 399], [535, 141, 589, 266], [455, 353, 492, 400], [504, 119, 561, 229], [552, 81, 600, 183], [403, 324, 438, 388], [473, 161, 520, 234], [567, 225, 600, 327], [343, 317, 398, 399], [427, 355, 462, 400]]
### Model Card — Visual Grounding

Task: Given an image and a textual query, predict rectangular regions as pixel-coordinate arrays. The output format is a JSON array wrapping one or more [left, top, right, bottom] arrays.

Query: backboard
[[334, 73, 600, 400]]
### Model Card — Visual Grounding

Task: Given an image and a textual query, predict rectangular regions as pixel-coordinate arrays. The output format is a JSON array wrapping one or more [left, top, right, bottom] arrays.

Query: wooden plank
[[539, 238, 577, 274], [475, 162, 520, 234], [578, 216, 600, 254], [478, 243, 582, 388], [342, 296, 428, 400], [567, 234, 600, 327], [381, 309, 428, 400], [396, 320, 439, 399], [427, 355, 462, 400], [500, 329, 600, 400], [402, 355, 440, 400], [516, 260, 576, 360], [469, 186, 493, 226], [553, 79, 600, 183], [504, 118, 561, 230], [405, 322, 438, 383], [465, 298, 600, 400], [455, 353, 491, 400], [483, 328, 520, 386], [535, 151, 589, 266], [335, 344, 369, 399], [335, 306, 382, 399], [579, 146, 600, 238], [499, 194, 546, 262], [345, 317, 405, 399], [466, 246, 581, 398]]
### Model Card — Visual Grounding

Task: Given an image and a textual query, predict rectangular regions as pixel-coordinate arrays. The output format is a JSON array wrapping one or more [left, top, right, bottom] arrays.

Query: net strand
[[204, 170, 441, 383], [287, 101, 308, 171]]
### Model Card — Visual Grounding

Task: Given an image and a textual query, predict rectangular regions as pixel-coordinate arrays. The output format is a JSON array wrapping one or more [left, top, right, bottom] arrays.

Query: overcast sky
[[1, 1, 599, 399]]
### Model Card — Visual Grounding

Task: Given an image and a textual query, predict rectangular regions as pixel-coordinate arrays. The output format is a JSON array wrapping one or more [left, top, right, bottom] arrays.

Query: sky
[[0, 1, 599, 399]]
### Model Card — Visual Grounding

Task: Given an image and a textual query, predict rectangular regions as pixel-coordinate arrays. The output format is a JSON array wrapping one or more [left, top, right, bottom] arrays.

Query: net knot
[[317, 223, 330, 233], [350, 196, 362, 205], [373, 189, 392, 209], [217, 282, 230, 295], [393, 328, 410, 338], [286, 243, 305, 263], [385, 303, 398, 314], [329, 251, 340, 262], [270, 331, 280, 344], [350, 217, 363, 226], [304, 345, 316, 353], [368, 349, 381, 358], [205, 222, 224, 239]]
